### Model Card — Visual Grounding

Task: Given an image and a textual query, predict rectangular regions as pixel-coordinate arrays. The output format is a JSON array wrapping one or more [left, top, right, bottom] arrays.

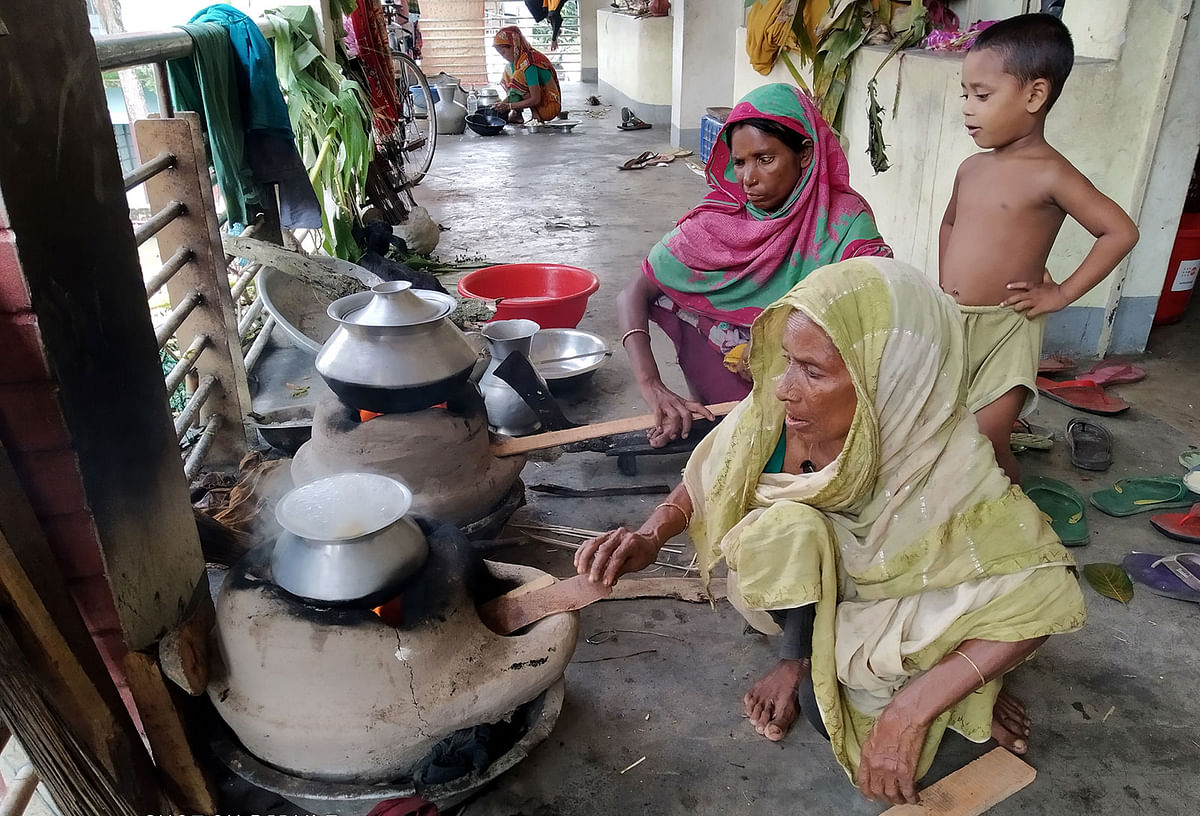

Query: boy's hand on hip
[[1003, 280, 1070, 318]]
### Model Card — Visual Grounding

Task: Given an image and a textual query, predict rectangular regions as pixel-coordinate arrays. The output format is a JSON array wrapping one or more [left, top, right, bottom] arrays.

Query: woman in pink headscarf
[[617, 83, 891, 447]]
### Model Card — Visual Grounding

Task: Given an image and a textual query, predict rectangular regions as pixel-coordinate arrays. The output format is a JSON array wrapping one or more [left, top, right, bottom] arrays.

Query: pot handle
[[464, 331, 491, 384]]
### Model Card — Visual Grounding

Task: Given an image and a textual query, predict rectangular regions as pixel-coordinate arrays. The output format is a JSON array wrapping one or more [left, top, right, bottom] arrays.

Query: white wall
[[597, 10, 674, 109], [731, 0, 1200, 354], [578, 0, 606, 82], [669, 0, 743, 148]]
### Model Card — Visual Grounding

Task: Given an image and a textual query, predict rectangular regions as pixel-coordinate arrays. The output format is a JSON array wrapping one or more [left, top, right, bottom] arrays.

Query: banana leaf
[[265, 6, 373, 260]]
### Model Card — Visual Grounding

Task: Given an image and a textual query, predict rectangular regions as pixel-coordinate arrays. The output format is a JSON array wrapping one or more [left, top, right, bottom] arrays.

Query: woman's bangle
[[951, 649, 987, 691], [621, 327, 651, 347], [655, 501, 691, 528]]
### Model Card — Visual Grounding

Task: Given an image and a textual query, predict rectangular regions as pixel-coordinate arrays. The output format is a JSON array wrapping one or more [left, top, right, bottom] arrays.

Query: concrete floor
[[256, 83, 1200, 814]]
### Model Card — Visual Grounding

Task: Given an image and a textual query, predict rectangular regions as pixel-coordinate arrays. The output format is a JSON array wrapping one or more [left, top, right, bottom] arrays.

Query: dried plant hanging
[[747, 1, 934, 172]]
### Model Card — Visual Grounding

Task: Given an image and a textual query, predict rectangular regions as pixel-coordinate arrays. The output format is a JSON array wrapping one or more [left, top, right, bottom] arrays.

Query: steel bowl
[[247, 406, 313, 455], [530, 329, 610, 393], [466, 112, 506, 137], [270, 473, 429, 603]]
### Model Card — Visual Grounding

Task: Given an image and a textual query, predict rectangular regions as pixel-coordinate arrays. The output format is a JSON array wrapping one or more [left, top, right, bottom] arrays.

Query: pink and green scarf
[[644, 83, 891, 328]]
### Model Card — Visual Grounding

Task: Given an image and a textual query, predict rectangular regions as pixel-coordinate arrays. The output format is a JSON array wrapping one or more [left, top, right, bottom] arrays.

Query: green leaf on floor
[[1082, 563, 1134, 604]]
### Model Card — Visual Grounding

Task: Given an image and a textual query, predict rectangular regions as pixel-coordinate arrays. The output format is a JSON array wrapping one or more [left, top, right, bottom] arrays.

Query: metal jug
[[478, 319, 547, 436]]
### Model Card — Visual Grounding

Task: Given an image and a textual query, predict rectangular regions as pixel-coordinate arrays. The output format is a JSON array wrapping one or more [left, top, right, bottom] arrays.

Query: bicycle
[[383, 2, 436, 186], [391, 53, 437, 186]]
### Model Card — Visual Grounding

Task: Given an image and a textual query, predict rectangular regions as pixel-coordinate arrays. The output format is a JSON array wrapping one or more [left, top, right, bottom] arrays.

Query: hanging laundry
[[168, 3, 320, 229], [343, 0, 403, 137]]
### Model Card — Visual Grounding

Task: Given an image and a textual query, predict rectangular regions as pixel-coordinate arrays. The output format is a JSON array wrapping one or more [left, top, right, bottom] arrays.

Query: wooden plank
[[881, 748, 1036, 816], [136, 114, 253, 467], [156, 584, 215, 696], [222, 234, 383, 293], [479, 575, 612, 635], [490, 401, 740, 458], [121, 651, 218, 814]]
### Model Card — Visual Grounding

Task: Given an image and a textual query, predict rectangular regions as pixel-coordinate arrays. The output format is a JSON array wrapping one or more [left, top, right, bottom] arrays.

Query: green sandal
[[1089, 476, 1195, 518], [1024, 476, 1089, 546]]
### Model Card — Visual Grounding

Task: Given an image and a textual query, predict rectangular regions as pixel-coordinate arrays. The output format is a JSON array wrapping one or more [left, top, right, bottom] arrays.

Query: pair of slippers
[[1036, 361, 1144, 416], [1012, 417, 1112, 468], [617, 107, 651, 131], [618, 150, 675, 170], [1025, 471, 1200, 546], [1113, 451, 1200, 603]]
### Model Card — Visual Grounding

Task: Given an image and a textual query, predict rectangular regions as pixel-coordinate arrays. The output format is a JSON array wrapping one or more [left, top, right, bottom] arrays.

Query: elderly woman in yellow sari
[[576, 258, 1086, 805], [492, 26, 562, 124]]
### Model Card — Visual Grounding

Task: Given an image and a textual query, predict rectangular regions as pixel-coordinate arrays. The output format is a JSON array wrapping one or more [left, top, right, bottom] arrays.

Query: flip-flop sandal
[[1089, 476, 1194, 517], [1079, 361, 1146, 386], [1150, 504, 1200, 545], [617, 150, 656, 170], [1066, 417, 1113, 471], [1011, 433, 1053, 452], [1037, 355, 1076, 375], [1121, 551, 1200, 602], [1024, 476, 1089, 545], [1186, 466, 1200, 495], [647, 153, 676, 166], [618, 108, 652, 131], [1179, 448, 1200, 470], [1010, 419, 1053, 452], [1036, 377, 1130, 415]]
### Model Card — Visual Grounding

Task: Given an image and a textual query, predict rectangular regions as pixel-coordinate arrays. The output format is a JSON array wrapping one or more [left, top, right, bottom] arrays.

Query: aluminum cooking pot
[[316, 280, 479, 413], [270, 473, 429, 603]]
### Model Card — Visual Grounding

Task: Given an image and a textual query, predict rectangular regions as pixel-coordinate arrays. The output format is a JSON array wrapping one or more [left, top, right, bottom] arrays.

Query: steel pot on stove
[[316, 280, 479, 413], [270, 472, 428, 603]]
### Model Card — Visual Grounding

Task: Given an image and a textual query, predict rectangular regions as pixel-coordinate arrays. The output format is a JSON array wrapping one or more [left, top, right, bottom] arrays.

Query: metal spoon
[[534, 350, 613, 365]]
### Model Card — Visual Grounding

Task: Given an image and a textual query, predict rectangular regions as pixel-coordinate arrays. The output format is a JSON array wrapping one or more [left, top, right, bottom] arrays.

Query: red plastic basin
[[456, 263, 600, 329]]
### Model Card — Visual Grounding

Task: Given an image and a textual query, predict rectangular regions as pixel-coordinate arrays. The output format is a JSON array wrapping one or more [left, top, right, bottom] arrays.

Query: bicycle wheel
[[392, 54, 437, 185]]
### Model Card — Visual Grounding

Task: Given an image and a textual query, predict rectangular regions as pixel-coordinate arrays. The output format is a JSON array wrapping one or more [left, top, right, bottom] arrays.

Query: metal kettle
[[477, 319, 550, 436]]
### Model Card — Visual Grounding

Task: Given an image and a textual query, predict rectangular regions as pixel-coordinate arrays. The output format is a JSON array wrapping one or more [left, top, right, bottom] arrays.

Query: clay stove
[[209, 522, 576, 814], [291, 385, 526, 537]]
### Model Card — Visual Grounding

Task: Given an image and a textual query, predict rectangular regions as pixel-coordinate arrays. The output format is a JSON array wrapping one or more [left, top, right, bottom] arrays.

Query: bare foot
[[743, 658, 809, 742], [990, 689, 1031, 754]]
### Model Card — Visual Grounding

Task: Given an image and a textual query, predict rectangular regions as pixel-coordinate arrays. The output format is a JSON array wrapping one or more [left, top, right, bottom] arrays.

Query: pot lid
[[276, 472, 414, 541], [333, 280, 454, 326]]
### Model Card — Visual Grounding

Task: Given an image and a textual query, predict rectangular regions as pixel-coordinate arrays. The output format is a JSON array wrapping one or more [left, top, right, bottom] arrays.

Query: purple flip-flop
[[1121, 551, 1200, 603]]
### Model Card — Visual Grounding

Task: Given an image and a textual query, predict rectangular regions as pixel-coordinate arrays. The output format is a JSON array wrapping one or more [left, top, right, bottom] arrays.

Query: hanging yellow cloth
[[745, 0, 804, 75]]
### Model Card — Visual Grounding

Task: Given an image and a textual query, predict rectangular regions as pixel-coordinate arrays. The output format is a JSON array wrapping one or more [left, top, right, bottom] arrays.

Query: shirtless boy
[[940, 14, 1138, 483]]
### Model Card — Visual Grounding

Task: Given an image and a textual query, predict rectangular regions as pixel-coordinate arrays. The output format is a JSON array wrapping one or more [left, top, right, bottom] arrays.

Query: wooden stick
[[491, 401, 740, 457], [605, 577, 727, 603], [0, 620, 140, 816], [881, 747, 1036, 815]]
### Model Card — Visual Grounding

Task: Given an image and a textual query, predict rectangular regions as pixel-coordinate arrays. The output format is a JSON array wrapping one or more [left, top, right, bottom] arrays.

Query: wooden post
[[135, 114, 253, 467], [0, 0, 206, 654]]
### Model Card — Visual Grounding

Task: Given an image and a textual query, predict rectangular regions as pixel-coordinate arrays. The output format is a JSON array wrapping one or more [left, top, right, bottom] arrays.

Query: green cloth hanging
[[167, 22, 260, 227]]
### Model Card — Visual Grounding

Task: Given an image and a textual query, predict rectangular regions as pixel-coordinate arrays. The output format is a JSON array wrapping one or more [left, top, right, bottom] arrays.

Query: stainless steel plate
[[530, 329, 609, 383]]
